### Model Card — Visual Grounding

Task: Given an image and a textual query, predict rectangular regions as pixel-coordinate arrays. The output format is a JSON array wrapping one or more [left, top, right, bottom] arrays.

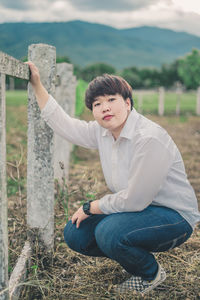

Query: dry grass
[[7, 113, 200, 300]]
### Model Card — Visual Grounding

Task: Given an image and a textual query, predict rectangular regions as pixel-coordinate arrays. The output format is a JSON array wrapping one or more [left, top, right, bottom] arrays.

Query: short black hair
[[85, 74, 134, 110]]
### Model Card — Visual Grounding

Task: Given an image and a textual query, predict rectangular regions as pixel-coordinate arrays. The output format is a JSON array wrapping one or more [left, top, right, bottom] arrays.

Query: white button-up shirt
[[41, 95, 200, 229]]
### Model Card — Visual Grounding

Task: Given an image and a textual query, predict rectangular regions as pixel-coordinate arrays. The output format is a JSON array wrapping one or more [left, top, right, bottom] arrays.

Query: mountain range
[[1, 20, 200, 69]]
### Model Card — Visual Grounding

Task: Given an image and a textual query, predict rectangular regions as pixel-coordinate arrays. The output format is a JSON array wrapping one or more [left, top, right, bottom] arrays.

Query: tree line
[[74, 49, 200, 90], [9, 49, 200, 90]]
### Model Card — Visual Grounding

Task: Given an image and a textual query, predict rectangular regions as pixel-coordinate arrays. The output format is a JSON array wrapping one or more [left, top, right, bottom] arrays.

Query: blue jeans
[[64, 205, 192, 281]]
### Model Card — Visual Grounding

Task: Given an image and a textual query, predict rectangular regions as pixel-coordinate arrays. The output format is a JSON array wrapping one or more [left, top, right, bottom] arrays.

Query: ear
[[125, 98, 131, 111]]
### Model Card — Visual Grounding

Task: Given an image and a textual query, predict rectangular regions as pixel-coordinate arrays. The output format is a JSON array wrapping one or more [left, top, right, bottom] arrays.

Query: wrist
[[90, 200, 103, 214], [82, 200, 93, 215]]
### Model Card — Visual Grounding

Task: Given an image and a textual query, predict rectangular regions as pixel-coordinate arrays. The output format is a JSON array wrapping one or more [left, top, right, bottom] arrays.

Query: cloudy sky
[[0, 0, 200, 36]]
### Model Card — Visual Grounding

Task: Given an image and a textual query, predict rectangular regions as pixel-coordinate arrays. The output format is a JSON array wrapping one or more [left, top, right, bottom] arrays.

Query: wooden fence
[[0, 44, 76, 300]]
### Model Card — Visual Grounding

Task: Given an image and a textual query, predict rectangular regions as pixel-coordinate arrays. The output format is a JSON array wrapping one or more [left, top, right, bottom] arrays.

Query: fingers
[[71, 215, 81, 228], [71, 215, 77, 224], [76, 219, 81, 229], [24, 61, 38, 73], [71, 207, 89, 229], [24, 61, 40, 85], [24, 61, 35, 71]]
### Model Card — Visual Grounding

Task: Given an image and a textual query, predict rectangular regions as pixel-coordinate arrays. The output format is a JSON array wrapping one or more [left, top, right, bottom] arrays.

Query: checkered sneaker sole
[[115, 264, 166, 295]]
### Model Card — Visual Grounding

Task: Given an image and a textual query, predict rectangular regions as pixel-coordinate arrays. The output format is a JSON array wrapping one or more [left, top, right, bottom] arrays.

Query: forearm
[[32, 81, 49, 110], [27, 61, 49, 110], [90, 200, 103, 214]]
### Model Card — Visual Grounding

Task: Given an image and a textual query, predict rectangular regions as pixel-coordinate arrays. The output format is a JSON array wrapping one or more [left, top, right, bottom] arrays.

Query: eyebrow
[[93, 95, 116, 103]]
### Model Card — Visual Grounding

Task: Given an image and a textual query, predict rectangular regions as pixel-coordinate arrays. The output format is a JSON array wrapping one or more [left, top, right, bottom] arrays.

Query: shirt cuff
[[98, 194, 114, 214], [41, 95, 58, 121]]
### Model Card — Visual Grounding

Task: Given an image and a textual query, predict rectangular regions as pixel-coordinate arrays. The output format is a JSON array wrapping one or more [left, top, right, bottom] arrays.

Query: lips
[[103, 115, 113, 120]]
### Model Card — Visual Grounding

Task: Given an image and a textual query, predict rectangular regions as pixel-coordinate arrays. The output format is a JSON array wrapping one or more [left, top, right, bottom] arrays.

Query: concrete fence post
[[176, 82, 182, 116], [196, 87, 200, 116], [158, 87, 165, 116], [54, 63, 76, 183], [138, 91, 143, 114], [0, 73, 8, 300], [9, 77, 15, 91], [27, 44, 56, 251]]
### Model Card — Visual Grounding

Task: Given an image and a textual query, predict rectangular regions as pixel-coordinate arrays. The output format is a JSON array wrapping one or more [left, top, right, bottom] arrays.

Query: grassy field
[[4, 87, 200, 299], [76, 83, 198, 116], [6, 84, 198, 117], [133, 90, 197, 115], [75, 79, 88, 116]]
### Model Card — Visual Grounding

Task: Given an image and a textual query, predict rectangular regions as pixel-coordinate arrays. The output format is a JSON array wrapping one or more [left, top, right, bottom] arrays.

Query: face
[[92, 94, 131, 139]]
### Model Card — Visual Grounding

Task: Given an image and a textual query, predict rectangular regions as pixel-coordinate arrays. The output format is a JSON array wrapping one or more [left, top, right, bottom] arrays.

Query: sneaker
[[115, 263, 166, 295]]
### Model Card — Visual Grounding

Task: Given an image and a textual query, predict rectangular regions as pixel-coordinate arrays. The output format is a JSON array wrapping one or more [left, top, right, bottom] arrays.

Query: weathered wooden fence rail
[[0, 44, 76, 300]]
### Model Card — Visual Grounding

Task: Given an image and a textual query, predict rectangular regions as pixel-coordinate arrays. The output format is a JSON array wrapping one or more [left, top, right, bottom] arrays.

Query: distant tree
[[21, 56, 28, 62], [74, 64, 82, 79], [120, 67, 141, 89], [160, 61, 181, 88], [177, 49, 200, 89], [81, 63, 116, 82], [56, 56, 71, 63], [139, 68, 161, 89]]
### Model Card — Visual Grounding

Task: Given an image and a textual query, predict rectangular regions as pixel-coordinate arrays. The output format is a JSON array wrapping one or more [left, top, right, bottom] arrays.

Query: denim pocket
[[155, 232, 188, 252]]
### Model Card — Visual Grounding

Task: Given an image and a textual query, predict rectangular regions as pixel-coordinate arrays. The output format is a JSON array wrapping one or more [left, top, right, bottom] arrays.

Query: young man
[[28, 61, 200, 295]]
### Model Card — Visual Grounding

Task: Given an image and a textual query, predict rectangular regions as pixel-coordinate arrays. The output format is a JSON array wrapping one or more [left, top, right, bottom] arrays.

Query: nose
[[102, 101, 110, 112]]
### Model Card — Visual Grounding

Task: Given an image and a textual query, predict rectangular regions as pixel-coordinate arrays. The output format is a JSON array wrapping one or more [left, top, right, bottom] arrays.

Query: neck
[[111, 111, 131, 140]]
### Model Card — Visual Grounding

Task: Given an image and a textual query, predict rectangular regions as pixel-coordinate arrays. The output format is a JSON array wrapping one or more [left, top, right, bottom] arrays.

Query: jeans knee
[[95, 221, 122, 258], [64, 220, 97, 255], [64, 220, 84, 253], [63, 220, 75, 249]]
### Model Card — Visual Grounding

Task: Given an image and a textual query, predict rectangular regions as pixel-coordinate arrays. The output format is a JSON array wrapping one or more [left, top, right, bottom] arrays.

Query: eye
[[108, 97, 115, 102], [93, 102, 100, 107]]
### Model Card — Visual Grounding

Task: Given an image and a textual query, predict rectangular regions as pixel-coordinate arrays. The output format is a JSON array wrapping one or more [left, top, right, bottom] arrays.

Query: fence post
[[196, 87, 200, 116], [27, 44, 56, 252], [176, 82, 182, 116], [138, 91, 143, 113], [158, 87, 165, 116], [9, 77, 15, 90], [54, 63, 76, 183], [0, 73, 8, 300]]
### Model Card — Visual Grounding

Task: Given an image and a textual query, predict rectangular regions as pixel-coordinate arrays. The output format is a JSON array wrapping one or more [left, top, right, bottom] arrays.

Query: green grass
[[74, 82, 198, 116], [5, 88, 198, 147], [75, 79, 88, 116], [5, 81, 86, 144], [6, 85, 197, 119], [6, 90, 28, 162], [133, 90, 197, 115], [6, 81, 87, 116], [6, 90, 27, 106]]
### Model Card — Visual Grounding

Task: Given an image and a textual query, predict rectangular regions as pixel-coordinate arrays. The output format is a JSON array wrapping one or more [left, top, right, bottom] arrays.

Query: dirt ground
[[7, 112, 200, 300]]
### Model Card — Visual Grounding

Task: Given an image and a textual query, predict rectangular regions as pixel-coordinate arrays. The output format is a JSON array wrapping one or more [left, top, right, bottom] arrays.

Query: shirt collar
[[102, 108, 140, 140]]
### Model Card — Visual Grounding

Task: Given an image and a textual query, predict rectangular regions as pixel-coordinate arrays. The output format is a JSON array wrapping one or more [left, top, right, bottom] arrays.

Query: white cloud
[[172, 0, 200, 14], [0, 0, 200, 37]]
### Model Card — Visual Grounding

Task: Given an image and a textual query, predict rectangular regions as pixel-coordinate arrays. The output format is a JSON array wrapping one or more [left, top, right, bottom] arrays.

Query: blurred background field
[[5, 81, 198, 118]]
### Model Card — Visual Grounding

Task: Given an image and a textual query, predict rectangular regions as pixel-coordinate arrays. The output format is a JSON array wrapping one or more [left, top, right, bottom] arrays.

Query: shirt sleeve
[[41, 95, 98, 149], [98, 137, 174, 213]]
